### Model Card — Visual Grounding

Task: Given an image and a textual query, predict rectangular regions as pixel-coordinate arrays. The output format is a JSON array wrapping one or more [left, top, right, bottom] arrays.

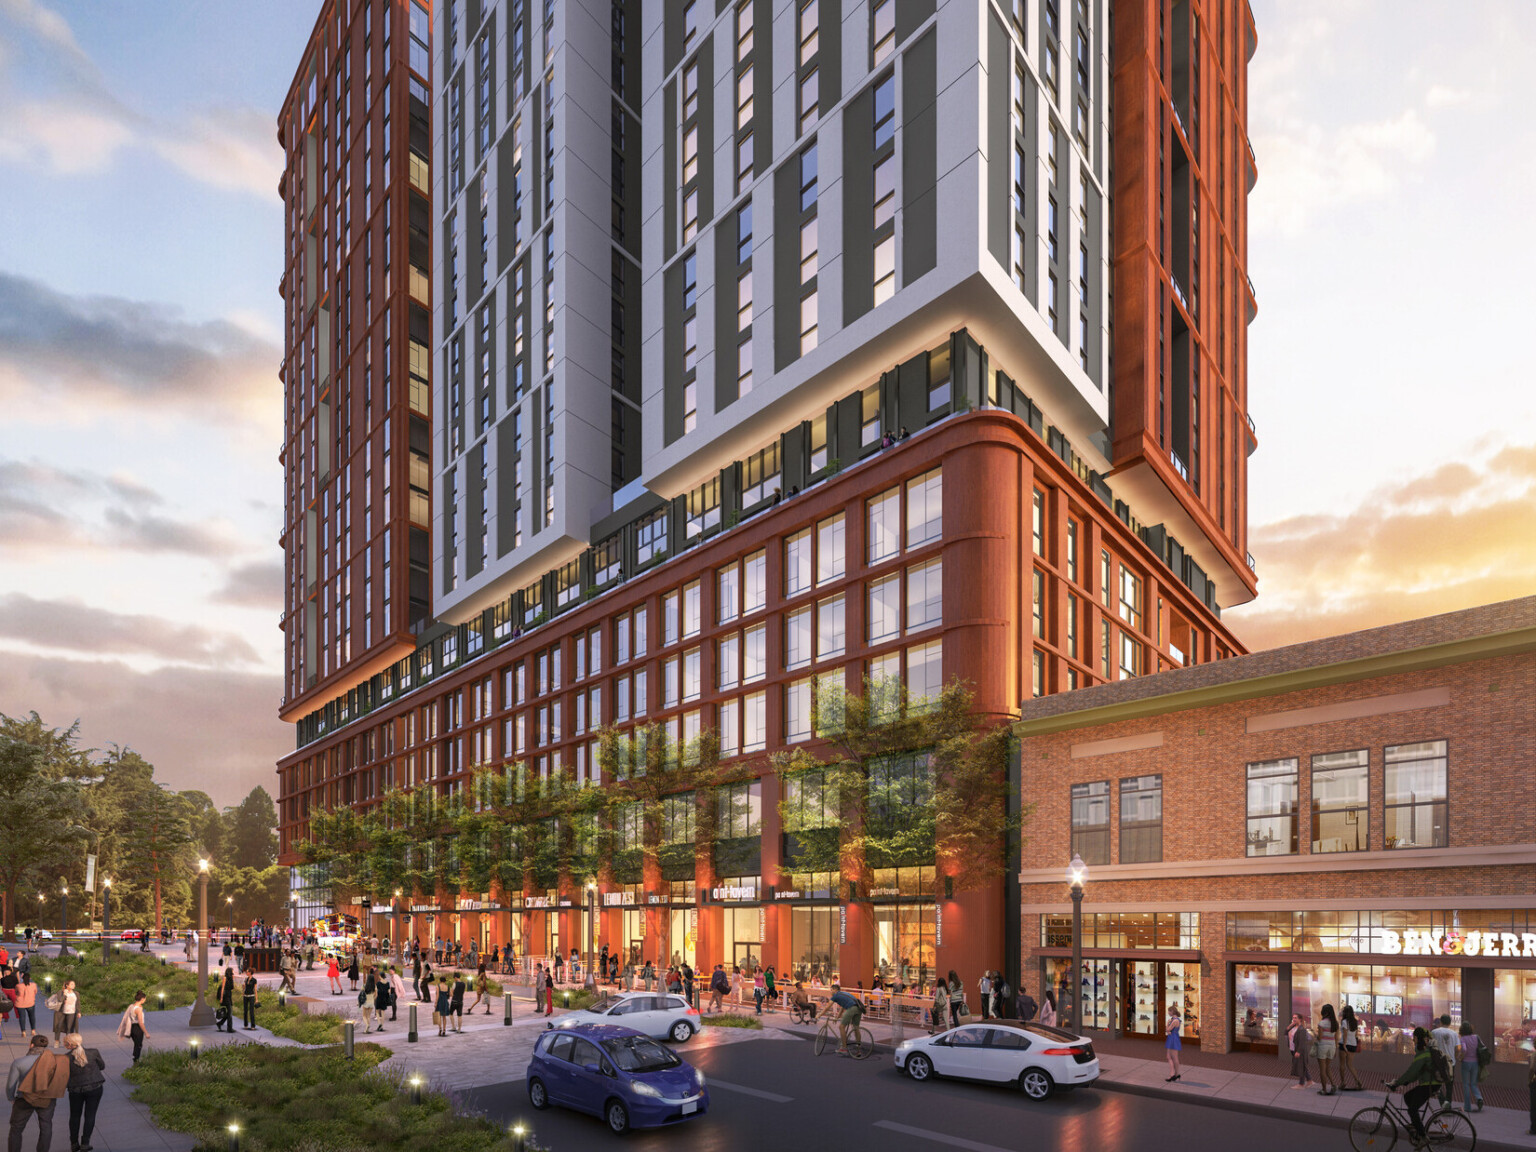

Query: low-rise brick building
[[1013, 597, 1536, 1087]]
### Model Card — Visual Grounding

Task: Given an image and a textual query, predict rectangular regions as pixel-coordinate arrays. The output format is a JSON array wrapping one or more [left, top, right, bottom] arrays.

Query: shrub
[[700, 1013, 762, 1029], [28, 950, 200, 1015]]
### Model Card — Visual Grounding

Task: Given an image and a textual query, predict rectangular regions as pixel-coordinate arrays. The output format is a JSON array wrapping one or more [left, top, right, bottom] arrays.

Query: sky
[[0, 1, 1532, 807]]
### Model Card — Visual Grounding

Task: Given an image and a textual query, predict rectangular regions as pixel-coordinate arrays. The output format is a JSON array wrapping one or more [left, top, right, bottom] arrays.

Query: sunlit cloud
[[1226, 441, 1536, 651], [0, 593, 261, 666]]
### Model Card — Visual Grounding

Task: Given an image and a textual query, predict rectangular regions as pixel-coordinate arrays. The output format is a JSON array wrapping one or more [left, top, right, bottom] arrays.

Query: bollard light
[[343, 1018, 355, 1060], [409, 1074, 423, 1105], [157, 992, 165, 1010], [512, 1123, 527, 1152], [189, 1037, 200, 1060], [408, 1002, 418, 1043], [228, 1122, 240, 1152]]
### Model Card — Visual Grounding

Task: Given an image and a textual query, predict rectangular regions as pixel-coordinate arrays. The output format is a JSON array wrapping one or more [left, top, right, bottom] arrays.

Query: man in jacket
[[709, 965, 729, 1014], [8, 1034, 69, 1151]]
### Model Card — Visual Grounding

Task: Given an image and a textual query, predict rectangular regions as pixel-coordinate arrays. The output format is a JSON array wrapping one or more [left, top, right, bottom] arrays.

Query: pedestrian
[[753, 969, 766, 1015], [1287, 1013, 1313, 1089], [682, 961, 695, 1004], [326, 953, 343, 995], [23, 927, 33, 953], [13, 974, 37, 1043], [1387, 1027, 1445, 1145], [411, 951, 423, 1000], [217, 967, 237, 1033], [359, 969, 378, 1034], [709, 965, 728, 1014], [642, 959, 654, 992], [930, 980, 948, 1035], [346, 951, 360, 992], [220, 939, 231, 969], [7, 1034, 68, 1151], [543, 968, 554, 1017], [1337, 1004, 1365, 1090], [730, 965, 742, 1006], [63, 1032, 106, 1152], [116, 991, 149, 1063], [946, 970, 965, 1029], [976, 971, 992, 1021], [450, 971, 467, 1032], [419, 960, 434, 1002], [388, 966, 407, 1022], [600, 944, 609, 985], [433, 977, 451, 1037], [1431, 1014, 1459, 1106], [1164, 1005, 1183, 1081], [1018, 986, 1038, 1023], [764, 966, 777, 1011], [471, 966, 491, 1015], [1457, 1021, 1485, 1112], [1039, 989, 1057, 1027], [242, 970, 259, 1031], [1314, 1003, 1339, 1095], [51, 980, 80, 1047]]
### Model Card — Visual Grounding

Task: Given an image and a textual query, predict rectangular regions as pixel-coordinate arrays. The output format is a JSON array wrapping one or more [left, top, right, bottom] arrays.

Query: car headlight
[[693, 1068, 706, 1088], [630, 1080, 663, 1098], [896, 1040, 913, 1052]]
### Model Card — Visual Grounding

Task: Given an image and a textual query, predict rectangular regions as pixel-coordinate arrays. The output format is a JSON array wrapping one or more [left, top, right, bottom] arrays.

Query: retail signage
[[525, 896, 552, 909], [839, 905, 847, 945], [370, 905, 391, 914], [410, 903, 439, 913], [869, 886, 900, 897], [456, 899, 502, 911], [935, 903, 944, 947], [648, 894, 666, 905], [558, 900, 572, 908], [602, 893, 623, 907], [712, 884, 757, 901], [1377, 928, 1536, 958], [776, 890, 802, 900]]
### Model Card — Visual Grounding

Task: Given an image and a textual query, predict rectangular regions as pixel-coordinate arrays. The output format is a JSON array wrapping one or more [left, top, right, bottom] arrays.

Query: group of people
[[6, 1032, 109, 1152]]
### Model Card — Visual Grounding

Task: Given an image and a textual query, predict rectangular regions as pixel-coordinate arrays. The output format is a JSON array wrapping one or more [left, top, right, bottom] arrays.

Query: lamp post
[[59, 884, 69, 958], [102, 878, 112, 964], [188, 859, 216, 1027], [585, 881, 597, 986], [393, 889, 404, 962], [1066, 853, 1086, 1032], [226, 896, 234, 939]]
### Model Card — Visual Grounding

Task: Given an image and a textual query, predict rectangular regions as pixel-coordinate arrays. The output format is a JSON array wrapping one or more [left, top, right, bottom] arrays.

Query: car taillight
[[687, 1008, 700, 1015], [1041, 1047, 1086, 1057]]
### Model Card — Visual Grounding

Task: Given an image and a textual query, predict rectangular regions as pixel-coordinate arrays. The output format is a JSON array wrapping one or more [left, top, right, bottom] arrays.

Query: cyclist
[[1386, 1026, 1449, 1145], [828, 983, 863, 1056]]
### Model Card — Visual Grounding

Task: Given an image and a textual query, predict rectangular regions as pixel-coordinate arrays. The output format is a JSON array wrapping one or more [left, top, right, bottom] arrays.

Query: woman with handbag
[[1039, 989, 1058, 1027], [432, 975, 450, 1036], [116, 991, 149, 1063], [1457, 1022, 1485, 1111], [947, 970, 965, 1029], [1338, 1004, 1366, 1090], [50, 979, 80, 1047], [930, 980, 948, 1034]]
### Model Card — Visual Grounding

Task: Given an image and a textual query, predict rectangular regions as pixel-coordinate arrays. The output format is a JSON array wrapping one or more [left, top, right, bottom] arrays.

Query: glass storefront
[[875, 904, 936, 990], [1044, 957, 1112, 1030], [1292, 964, 1460, 1054], [1493, 969, 1536, 1064], [1233, 965, 1281, 1048], [722, 906, 762, 972], [1044, 911, 1200, 950], [668, 907, 698, 970], [621, 908, 645, 964], [1227, 909, 1536, 955], [789, 906, 840, 984]]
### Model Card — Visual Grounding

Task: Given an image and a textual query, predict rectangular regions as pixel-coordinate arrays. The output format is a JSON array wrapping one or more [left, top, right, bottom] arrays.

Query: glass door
[[1167, 961, 1200, 1041], [1128, 960, 1160, 1036]]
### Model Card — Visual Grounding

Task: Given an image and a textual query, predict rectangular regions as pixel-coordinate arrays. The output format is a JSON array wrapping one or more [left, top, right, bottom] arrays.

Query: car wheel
[[1019, 1068, 1055, 1100], [605, 1098, 630, 1134], [527, 1077, 549, 1110], [670, 1020, 694, 1043], [906, 1053, 934, 1082]]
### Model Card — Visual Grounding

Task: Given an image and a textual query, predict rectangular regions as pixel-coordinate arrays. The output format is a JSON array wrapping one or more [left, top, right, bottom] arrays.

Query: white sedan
[[552, 991, 703, 1043], [895, 1022, 1100, 1099]]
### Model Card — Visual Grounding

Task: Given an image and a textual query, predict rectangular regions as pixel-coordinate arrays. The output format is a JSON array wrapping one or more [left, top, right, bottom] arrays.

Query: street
[[468, 1035, 1335, 1152]]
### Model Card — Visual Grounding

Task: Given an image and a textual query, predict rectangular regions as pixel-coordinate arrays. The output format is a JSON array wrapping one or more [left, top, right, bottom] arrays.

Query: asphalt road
[[467, 1036, 1335, 1152]]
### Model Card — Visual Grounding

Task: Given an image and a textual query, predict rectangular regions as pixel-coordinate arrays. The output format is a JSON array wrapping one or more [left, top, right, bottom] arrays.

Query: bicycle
[[813, 1006, 872, 1059], [1348, 1084, 1477, 1151]]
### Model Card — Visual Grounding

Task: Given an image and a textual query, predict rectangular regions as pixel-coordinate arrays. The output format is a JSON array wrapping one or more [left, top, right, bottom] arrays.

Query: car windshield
[[588, 995, 625, 1014], [602, 1035, 681, 1073]]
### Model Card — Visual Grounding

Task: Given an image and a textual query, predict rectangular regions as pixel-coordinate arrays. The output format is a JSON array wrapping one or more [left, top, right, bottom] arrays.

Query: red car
[[119, 929, 145, 941]]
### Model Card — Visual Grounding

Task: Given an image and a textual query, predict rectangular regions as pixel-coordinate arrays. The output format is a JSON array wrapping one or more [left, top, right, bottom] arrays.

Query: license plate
[[681, 1101, 697, 1115]]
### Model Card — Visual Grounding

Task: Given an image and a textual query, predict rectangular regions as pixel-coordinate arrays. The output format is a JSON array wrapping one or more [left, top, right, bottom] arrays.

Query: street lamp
[[585, 881, 597, 987], [394, 889, 404, 963], [188, 859, 215, 1027], [59, 884, 69, 958], [1066, 853, 1087, 1032], [102, 878, 113, 965], [226, 896, 234, 939]]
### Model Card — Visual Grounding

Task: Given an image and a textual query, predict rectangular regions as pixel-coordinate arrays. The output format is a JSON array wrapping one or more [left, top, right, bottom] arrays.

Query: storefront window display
[[1292, 964, 1460, 1054], [790, 906, 840, 984], [1227, 909, 1536, 955], [1233, 965, 1280, 1049], [1493, 969, 1536, 1064], [621, 909, 645, 964], [668, 907, 698, 970], [875, 904, 936, 990], [722, 905, 763, 972], [1043, 957, 1112, 1030], [1119, 959, 1199, 1040], [1043, 911, 1199, 950]]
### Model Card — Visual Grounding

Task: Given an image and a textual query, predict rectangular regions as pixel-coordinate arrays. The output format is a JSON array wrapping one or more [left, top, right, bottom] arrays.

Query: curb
[[1093, 1078, 1529, 1151]]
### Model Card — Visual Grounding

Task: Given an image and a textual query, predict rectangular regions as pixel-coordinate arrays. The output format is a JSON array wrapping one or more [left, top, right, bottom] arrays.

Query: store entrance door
[[734, 942, 761, 974], [1121, 959, 1201, 1044]]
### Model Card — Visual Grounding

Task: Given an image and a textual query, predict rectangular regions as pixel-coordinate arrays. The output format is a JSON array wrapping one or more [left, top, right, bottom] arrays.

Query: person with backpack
[[708, 964, 729, 1014], [1387, 1027, 1447, 1145], [1457, 1021, 1486, 1111]]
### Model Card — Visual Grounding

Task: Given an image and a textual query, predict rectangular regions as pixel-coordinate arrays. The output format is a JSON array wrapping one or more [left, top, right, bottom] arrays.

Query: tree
[[221, 786, 278, 870], [0, 732, 90, 938], [120, 785, 196, 934], [211, 865, 290, 931]]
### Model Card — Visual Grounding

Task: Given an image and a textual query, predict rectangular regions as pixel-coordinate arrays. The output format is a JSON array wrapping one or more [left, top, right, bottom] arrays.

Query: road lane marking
[[707, 1078, 794, 1102], [873, 1120, 1018, 1152]]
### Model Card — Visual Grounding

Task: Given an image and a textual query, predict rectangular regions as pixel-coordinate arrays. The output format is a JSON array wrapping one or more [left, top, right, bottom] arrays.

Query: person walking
[[411, 952, 423, 1001], [682, 961, 695, 1005], [708, 965, 728, 1014], [1457, 1021, 1485, 1112], [358, 970, 378, 1034], [1287, 1013, 1314, 1089], [947, 970, 965, 1029], [764, 967, 778, 1012], [388, 966, 407, 1022], [1431, 1014, 1459, 1107], [63, 1033, 106, 1152], [752, 969, 766, 1015], [433, 977, 451, 1037], [116, 992, 149, 1063], [217, 967, 237, 1033], [1040, 989, 1058, 1027], [346, 951, 360, 992], [12, 975, 37, 1044], [642, 960, 654, 993], [929, 980, 948, 1035], [977, 971, 993, 1021], [1018, 986, 1038, 1023], [52, 980, 80, 1048], [1314, 1003, 1340, 1095], [470, 966, 490, 1015], [543, 967, 554, 1017], [1165, 1005, 1183, 1082], [7, 1034, 68, 1152], [449, 972, 467, 1033], [418, 961, 434, 1002], [242, 970, 259, 1031], [326, 954, 343, 995], [1336, 1004, 1365, 1090]]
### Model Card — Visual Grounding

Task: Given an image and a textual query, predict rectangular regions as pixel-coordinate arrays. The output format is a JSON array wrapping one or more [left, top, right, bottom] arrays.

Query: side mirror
[[584, 1063, 602, 1075]]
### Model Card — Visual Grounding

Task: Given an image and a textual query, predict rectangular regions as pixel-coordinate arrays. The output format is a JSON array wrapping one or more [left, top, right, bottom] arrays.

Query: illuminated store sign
[[1377, 928, 1536, 958]]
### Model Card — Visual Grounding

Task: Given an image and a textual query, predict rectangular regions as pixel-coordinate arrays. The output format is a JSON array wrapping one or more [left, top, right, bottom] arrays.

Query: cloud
[[0, 593, 261, 666], [149, 106, 284, 201], [0, 456, 244, 558], [1425, 84, 1475, 108], [0, 94, 134, 173], [0, 654, 289, 805], [0, 0, 88, 66], [213, 560, 284, 610], [0, 272, 280, 428], [1225, 440, 1536, 651]]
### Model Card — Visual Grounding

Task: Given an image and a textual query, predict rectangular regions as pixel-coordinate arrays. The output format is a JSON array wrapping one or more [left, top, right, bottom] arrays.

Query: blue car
[[527, 1022, 710, 1134]]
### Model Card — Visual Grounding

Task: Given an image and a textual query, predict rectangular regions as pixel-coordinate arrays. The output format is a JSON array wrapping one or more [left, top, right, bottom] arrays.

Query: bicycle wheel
[[814, 1023, 830, 1056], [848, 1027, 872, 1060], [1348, 1107, 1399, 1152], [1424, 1108, 1475, 1150]]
